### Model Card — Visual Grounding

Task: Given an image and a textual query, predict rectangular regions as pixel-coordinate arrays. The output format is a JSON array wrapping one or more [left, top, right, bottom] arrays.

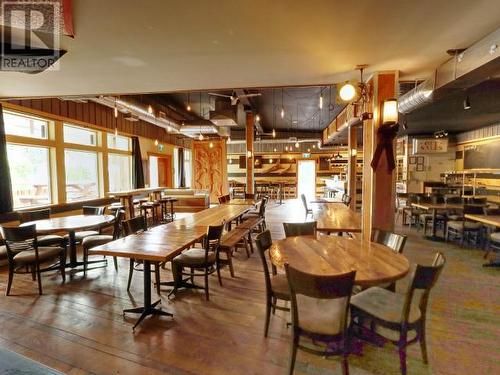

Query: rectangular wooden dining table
[[464, 214, 500, 267]]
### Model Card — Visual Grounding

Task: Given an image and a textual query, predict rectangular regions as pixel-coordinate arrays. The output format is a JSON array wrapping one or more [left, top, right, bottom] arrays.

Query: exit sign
[[412, 138, 448, 154], [302, 153, 311, 158]]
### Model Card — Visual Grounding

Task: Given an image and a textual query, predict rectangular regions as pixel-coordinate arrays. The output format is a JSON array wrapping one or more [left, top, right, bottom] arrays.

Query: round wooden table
[[270, 235, 410, 287], [22, 215, 115, 269]]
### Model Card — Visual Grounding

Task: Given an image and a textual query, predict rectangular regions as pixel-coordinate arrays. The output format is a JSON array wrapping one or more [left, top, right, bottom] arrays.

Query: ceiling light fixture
[[227, 136, 231, 143], [274, 148, 277, 152], [463, 95, 471, 110], [382, 98, 398, 124], [285, 146, 288, 151], [319, 92, 323, 109], [256, 114, 260, 122], [114, 127, 118, 137], [148, 105, 153, 114], [339, 82, 356, 102], [295, 142, 299, 148], [154, 139, 158, 146], [198, 133, 203, 141], [272, 128, 276, 138], [281, 88, 285, 119], [269, 158, 273, 163], [247, 150, 253, 158], [209, 142, 214, 148], [114, 105, 118, 118]]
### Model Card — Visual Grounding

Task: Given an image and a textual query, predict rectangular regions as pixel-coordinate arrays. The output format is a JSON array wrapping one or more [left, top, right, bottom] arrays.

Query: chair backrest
[[255, 230, 276, 296], [83, 206, 105, 215], [112, 209, 125, 240], [218, 196, 225, 204], [283, 221, 317, 237], [122, 216, 147, 235], [444, 196, 463, 205], [418, 195, 432, 204], [257, 197, 268, 217], [205, 222, 225, 251], [245, 193, 255, 199], [401, 252, 445, 324], [431, 194, 445, 204], [224, 194, 231, 202], [371, 229, 407, 254], [18, 208, 51, 224], [300, 194, 309, 212], [463, 204, 485, 215], [285, 263, 356, 336], [0, 224, 38, 262], [486, 207, 500, 215], [469, 197, 487, 205], [343, 194, 352, 206]]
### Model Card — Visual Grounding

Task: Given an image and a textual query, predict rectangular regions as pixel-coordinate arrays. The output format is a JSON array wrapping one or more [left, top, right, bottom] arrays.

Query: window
[[4, 111, 48, 139], [65, 149, 99, 201], [108, 154, 132, 192], [184, 149, 192, 187], [107, 133, 131, 151], [7, 144, 51, 208], [64, 124, 97, 146]]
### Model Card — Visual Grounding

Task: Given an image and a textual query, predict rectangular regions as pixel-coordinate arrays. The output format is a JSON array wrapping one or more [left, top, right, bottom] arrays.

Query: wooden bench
[[220, 227, 251, 277]]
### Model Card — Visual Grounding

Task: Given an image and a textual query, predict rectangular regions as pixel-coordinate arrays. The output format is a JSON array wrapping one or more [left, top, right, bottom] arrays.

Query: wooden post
[[347, 125, 357, 211], [246, 112, 255, 194], [362, 72, 398, 240]]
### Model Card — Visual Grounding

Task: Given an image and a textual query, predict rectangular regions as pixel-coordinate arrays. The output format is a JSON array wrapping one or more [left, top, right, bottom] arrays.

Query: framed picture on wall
[[416, 164, 425, 172], [409, 156, 416, 164], [417, 156, 425, 165]]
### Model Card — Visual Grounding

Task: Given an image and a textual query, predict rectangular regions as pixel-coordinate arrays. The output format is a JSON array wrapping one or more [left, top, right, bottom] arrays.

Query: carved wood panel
[[193, 140, 228, 202]]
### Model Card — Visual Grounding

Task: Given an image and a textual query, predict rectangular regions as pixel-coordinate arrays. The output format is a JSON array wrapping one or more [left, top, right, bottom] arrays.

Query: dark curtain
[[132, 137, 145, 188], [178, 148, 185, 188], [0, 104, 13, 213]]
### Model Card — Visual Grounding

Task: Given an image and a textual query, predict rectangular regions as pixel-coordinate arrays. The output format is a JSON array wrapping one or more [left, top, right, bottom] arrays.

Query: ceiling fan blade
[[240, 93, 262, 98], [208, 93, 232, 98]]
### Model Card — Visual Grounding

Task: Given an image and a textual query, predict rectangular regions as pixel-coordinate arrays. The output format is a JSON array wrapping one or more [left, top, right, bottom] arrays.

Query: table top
[[177, 204, 252, 228], [310, 198, 342, 203], [270, 235, 410, 287], [313, 204, 361, 233], [22, 215, 115, 233], [411, 202, 485, 210], [464, 214, 500, 227], [89, 225, 207, 262], [462, 195, 500, 204], [107, 187, 166, 198], [226, 198, 261, 206]]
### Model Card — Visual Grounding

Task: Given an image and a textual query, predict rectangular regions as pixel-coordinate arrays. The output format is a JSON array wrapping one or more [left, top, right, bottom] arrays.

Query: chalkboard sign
[[464, 140, 500, 169]]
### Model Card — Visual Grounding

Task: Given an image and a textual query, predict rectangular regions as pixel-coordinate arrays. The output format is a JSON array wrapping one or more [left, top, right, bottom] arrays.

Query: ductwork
[[398, 75, 435, 114]]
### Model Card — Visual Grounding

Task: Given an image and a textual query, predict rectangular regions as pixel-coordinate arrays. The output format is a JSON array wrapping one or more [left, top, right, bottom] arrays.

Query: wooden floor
[[0, 200, 498, 374]]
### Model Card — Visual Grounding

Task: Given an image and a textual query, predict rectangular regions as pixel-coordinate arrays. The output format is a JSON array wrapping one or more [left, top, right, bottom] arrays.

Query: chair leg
[[83, 246, 88, 276], [113, 256, 118, 271], [127, 259, 134, 291], [228, 252, 235, 278], [341, 354, 349, 375], [398, 334, 407, 375], [288, 330, 299, 375], [155, 263, 161, 295], [271, 296, 277, 314], [6, 268, 14, 296], [31, 266, 36, 281], [264, 295, 271, 337], [204, 272, 210, 301], [216, 262, 223, 286], [419, 324, 428, 364], [244, 237, 251, 258], [36, 263, 43, 295], [60, 252, 66, 283]]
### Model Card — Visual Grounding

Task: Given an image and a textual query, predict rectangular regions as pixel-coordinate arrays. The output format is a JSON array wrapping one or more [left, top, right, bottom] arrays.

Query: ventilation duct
[[398, 75, 435, 114]]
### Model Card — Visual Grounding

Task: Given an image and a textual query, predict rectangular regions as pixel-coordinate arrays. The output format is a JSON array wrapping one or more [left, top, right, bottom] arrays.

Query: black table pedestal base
[[123, 260, 173, 330], [423, 235, 445, 242], [162, 279, 204, 298]]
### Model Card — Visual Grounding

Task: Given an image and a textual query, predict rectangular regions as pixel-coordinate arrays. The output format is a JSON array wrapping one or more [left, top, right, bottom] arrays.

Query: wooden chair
[[446, 205, 484, 246], [17, 208, 66, 247], [342, 194, 352, 207], [255, 230, 290, 336], [371, 229, 407, 291], [444, 196, 464, 221], [285, 264, 356, 375], [243, 197, 268, 230], [350, 252, 446, 375], [123, 216, 162, 295], [417, 196, 446, 235], [283, 221, 317, 237], [82, 209, 124, 275], [218, 196, 226, 204], [0, 224, 66, 295], [170, 223, 225, 300], [300, 194, 313, 217]]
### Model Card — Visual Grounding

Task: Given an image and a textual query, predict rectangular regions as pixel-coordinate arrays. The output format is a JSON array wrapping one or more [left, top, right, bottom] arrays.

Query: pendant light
[[295, 142, 299, 148], [281, 88, 285, 119], [114, 105, 118, 118], [148, 105, 153, 114], [272, 128, 276, 138], [154, 139, 158, 146], [274, 148, 277, 152], [209, 141, 214, 148], [187, 92, 191, 111], [319, 88, 323, 109], [256, 114, 260, 122]]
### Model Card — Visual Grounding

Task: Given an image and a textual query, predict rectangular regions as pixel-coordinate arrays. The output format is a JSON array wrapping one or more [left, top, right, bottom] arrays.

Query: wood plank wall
[[5, 98, 191, 148]]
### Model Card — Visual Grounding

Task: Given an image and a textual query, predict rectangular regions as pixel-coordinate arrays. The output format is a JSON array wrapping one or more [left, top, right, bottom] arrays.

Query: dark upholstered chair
[[170, 223, 225, 300], [285, 264, 356, 375], [371, 229, 407, 291], [243, 197, 268, 229], [350, 252, 446, 375], [0, 224, 66, 295], [82, 209, 124, 275], [255, 230, 290, 336], [123, 216, 162, 295], [17, 208, 66, 248], [446, 205, 484, 246], [301, 194, 313, 217], [283, 221, 317, 237]]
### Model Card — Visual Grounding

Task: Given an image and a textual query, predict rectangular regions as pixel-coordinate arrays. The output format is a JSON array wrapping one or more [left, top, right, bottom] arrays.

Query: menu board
[[463, 140, 500, 169]]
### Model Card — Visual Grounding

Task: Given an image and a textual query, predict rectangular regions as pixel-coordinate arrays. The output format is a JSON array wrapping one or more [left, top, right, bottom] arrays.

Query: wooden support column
[[347, 125, 357, 211], [362, 71, 398, 240], [246, 112, 255, 194]]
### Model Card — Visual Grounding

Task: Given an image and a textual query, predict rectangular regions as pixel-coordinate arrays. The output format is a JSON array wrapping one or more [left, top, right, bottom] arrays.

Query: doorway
[[297, 160, 316, 201], [149, 155, 173, 188]]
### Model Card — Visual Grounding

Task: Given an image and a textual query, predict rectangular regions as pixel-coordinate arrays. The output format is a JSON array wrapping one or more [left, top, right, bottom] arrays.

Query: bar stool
[[140, 201, 160, 228], [159, 197, 176, 223]]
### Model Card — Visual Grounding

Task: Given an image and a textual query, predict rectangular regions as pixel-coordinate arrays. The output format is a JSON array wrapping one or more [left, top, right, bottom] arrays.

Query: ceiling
[[1, 0, 500, 98]]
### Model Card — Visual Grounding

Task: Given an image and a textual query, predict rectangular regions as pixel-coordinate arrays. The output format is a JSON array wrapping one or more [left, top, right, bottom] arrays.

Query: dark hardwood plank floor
[[0, 199, 498, 374]]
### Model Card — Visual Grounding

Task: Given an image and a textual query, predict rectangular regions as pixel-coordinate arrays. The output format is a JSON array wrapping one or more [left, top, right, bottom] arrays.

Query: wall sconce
[[247, 150, 252, 158], [382, 98, 398, 124], [339, 82, 357, 102], [351, 149, 357, 157]]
